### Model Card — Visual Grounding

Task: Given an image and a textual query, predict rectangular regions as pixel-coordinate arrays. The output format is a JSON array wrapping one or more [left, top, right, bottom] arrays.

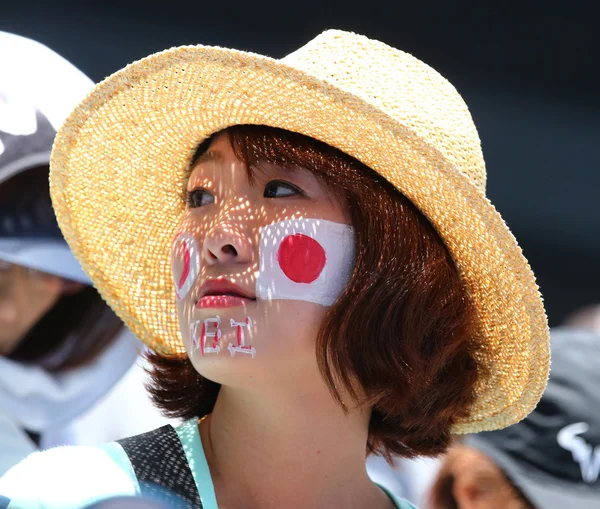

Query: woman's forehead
[[194, 148, 225, 167], [188, 148, 307, 188], [190, 132, 234, 170], [186, 126, 346, 201]]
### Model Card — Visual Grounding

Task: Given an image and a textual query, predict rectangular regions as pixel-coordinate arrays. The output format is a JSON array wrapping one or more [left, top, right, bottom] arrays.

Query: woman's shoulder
[[0, 442, 138, 508]]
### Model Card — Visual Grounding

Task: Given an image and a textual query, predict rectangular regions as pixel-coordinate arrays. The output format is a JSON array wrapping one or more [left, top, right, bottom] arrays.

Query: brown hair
[[146, 125, 480, 459], [2, 166, 124, 371]]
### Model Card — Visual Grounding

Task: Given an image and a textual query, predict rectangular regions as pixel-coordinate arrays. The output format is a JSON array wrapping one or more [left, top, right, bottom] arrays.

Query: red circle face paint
[[257, 219, 355, 306], [178, 242, 191, 290], [277, 233, 327, 284]]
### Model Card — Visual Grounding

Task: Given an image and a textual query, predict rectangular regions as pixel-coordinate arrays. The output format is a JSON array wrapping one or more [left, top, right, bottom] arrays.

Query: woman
[[0, 31, 139, 474], [0, 29, 550, 509]]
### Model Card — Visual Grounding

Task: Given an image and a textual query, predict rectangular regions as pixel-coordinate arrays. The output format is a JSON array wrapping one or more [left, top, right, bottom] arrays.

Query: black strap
[[118, 425, 203, 508]]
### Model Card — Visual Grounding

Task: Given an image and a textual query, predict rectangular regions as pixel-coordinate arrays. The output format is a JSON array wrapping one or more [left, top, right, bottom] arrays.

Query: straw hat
[[49, 29, 550, 433]]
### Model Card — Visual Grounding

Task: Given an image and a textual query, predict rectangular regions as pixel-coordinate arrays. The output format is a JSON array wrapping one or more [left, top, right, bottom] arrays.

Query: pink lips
[[196, 295, 251, 309], [195, 279, 255, 309]]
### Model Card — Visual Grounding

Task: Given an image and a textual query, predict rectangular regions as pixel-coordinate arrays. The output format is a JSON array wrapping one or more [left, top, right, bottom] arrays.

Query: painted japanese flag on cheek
[[172, 232, 201, 300], [257, 219, 355, 306]]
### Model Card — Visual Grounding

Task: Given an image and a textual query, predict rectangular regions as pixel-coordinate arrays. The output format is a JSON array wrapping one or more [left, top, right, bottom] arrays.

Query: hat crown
[[281, 29, 487, 192]]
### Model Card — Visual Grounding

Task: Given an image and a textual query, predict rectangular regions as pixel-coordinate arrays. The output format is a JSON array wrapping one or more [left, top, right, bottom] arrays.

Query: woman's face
[[0, 261, 64, 355], [172, 132, 354, 388]]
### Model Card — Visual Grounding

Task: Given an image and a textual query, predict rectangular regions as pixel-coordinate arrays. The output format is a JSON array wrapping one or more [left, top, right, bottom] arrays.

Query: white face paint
[[227, 317, 256, 358], [190, 316, 222, 355], [256, 218, 355, 306], [171, 233, 201, 300], [172, 219, 354, 363], [189, 315, 256, 358]]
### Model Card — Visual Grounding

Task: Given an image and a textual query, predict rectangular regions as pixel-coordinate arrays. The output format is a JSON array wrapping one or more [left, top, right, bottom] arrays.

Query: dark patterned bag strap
[[118, 424, 203, 508]]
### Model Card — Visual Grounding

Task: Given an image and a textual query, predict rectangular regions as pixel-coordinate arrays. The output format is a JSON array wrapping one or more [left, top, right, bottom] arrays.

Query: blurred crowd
[[1, 31, 599, 509]]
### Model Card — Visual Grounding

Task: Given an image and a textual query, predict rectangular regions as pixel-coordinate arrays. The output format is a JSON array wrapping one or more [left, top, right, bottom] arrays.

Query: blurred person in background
[[0, 31, 142, 474], [562, 303, 600, 334], [428, 327, 600, 509]]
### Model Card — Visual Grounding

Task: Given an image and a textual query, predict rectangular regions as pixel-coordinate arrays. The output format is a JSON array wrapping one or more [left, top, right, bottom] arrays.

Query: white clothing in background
[[0, 330, 140, 475], [68, 352, 177, 445]]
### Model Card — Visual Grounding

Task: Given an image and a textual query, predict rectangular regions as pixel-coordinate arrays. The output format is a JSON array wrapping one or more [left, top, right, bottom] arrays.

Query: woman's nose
[[202, 222, 254, 266]]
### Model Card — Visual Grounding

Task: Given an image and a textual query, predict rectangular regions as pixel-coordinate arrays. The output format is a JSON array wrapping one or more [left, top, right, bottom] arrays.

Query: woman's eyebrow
[[192, 149, 223, 167], [251, 160, 303, 173]]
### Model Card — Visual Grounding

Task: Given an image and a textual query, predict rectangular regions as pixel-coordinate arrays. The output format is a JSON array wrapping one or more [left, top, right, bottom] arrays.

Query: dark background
[[2, 1, 598, 326]]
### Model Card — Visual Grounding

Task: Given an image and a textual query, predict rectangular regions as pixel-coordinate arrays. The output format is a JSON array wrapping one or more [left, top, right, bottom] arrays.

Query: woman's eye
[[263, 180, 304, 198], [186, 188, 214, 208]]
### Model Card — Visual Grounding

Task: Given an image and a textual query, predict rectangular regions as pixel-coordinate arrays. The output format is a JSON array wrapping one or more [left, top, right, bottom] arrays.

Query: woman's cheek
[[256, 218, 355, 306], [172, 218, 354, 362]]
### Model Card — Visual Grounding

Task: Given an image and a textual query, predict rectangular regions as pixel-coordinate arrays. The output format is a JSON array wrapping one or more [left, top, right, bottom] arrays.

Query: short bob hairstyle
[[2, 166, 124, 372], [146, 125, 480, 459]]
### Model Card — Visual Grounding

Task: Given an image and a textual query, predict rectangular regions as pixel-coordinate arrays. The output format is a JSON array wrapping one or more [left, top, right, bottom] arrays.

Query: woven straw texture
[[49, 29, 549, 433]]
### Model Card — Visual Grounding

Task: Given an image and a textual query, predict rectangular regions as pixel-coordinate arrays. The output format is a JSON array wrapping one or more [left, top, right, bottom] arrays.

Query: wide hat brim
[[49, 30, 549, 433]]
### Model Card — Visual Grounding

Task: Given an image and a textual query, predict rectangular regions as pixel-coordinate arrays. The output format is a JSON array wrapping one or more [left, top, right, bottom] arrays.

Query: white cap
[[0, 31, 94, 283]]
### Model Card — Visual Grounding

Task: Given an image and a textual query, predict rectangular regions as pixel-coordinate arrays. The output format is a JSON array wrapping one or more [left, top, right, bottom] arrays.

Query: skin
[[172, 132, 395, 509], [0, 262, 66, 356], [428, 446, 534, 509], [562, 304, 600, 333]]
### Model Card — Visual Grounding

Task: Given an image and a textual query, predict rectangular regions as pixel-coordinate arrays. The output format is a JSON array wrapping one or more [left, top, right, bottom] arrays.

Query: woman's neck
[[200, 385, 395, 509]]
